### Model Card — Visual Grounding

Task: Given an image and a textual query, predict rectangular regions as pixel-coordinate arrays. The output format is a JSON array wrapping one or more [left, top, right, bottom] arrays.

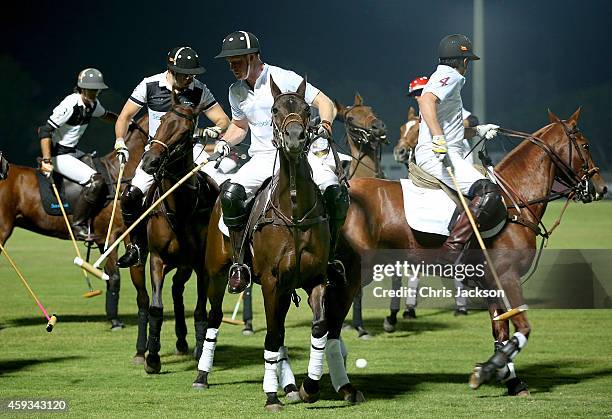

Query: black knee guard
[[120, 184, 145, 226], [323, 184, 350, 227], [468, 179, 507, 231], [83, 173, 106, 205], [220, 181, 249, 231]]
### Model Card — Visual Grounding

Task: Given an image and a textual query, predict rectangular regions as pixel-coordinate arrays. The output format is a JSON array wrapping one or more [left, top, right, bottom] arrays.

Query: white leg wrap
[[263, 350, 280, 394], [496, 362, 517, 383], [339, 337, 348, 368], [307, 334, 328, 381], [326, 339, 349, 392], [277, 346, 296, 389], [510, 332, 527, 360], [197, 328, 219, 372]]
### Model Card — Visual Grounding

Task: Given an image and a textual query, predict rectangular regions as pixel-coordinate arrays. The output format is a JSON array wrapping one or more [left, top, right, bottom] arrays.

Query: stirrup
[[227, 262, 252, 294]]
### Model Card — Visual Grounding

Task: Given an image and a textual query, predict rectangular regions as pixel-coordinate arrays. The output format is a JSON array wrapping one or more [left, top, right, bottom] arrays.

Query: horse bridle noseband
[[271, 93, 314, 153]]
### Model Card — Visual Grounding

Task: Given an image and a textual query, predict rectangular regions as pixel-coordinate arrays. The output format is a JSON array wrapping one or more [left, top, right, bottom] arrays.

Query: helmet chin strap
[[239, 56, 251, 81]]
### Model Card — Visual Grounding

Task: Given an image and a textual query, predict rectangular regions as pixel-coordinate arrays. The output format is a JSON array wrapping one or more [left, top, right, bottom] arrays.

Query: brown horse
[[339, 108, 607, 395], [133, 101, 218, 373], [0, 117, 149, 328], [194, 78, 363, 411], [393, 106, 420, 170], [335, 93, 388, 179]]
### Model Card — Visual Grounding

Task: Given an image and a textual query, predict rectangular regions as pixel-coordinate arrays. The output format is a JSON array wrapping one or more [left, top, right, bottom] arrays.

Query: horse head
[[334, 92, 387, 148], [547, 108, 607, 202], [270, 75, 312, 161], [393, 106, 420, 165], [141, 93, 200, 175]]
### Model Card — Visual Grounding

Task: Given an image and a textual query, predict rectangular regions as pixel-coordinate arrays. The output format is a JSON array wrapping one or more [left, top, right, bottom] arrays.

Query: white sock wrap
[[497, 362, 517, 382], [197, 328, 219, 372], [510, 332, 527, 360], [307, 333, 328, 381], [326, 339, 349, 392], [277, 346, 296, 389], [339, 337, 348, 368], [263, 350, 280, 394]]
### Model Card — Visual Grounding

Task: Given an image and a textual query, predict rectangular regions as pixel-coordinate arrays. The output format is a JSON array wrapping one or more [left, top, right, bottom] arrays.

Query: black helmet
[[77, 68, 109, 89], [215, 31, 260, 59], [167, 46, 205, 75], [438, 34, 480, 60]]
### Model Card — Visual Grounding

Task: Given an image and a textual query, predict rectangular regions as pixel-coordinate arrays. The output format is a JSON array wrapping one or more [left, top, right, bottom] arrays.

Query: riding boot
[[323, 184, 350, 288], [117, 185, 148, 268], [72, 173, 106, 241], [439, 196, 482, 265], [220, 182, 251, 294]]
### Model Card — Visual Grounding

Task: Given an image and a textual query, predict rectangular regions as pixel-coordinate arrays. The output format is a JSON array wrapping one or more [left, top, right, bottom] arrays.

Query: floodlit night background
[[2, 0, 611, 179]]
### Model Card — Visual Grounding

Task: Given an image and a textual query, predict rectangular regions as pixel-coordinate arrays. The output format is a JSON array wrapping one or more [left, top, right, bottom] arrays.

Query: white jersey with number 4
[[415, 65, 466, 165]]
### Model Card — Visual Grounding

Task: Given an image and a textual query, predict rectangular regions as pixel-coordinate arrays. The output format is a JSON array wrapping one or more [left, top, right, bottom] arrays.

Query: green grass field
[[1, 201, 611, 417]]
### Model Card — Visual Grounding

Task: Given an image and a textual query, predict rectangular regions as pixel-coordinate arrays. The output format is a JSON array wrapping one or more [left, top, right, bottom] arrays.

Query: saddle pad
[[400, 178, 455, 236], [37, 171, 72, 216]]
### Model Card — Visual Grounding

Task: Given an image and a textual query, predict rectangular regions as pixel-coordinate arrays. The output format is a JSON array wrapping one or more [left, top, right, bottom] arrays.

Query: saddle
[[37, 151, 114, 216]]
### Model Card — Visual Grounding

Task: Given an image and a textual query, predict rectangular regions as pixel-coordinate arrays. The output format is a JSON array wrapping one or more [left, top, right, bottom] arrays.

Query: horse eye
[[347, 117, 354, 122], [272, 107, 278, 115], [582, 143, 589, 150]]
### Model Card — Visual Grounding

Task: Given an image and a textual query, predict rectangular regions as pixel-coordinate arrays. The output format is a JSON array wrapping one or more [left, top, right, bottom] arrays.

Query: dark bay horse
[[133, 100, 218, 373], [339, 108, 607, 395], [0, 117, 149, 328], [195, 78, 363, 411], [335, 93, 388, 179]]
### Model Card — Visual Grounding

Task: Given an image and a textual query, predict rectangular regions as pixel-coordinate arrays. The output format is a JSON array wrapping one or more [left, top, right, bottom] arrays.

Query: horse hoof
[[402, 308, 416, 320], [110, 319, 125, 331], [132, 354, 145, 365], [506, 377, 530, 397], [264, 403, 283, 413], [175, 340, 189, 356], [192, 370, 209, 389], [299, 382, 320, 403], [242, 321, 254, 336], [339, 384, 365, 404], [383, 317, 396, 333], [284, 384, 301, 403], [144, 354, 161, 374], [357, 327, 372, 340], [470, 363, 494, 389]]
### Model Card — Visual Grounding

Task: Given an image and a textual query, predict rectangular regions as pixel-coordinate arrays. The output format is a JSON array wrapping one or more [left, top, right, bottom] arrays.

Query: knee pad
[[219, 181, 249, 230], [120, 184, 145, 222], [84, 173, 106, 203], [468, 179, 507, 231], [323, 184, 350, 222]]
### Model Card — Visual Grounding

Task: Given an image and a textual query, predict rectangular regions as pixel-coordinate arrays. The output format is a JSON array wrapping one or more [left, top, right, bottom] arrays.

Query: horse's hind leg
[[101, 248, 123, 330], [193, 267, 209, 361], [171, 267, 191, 355], [144, 254, 167, 374], [299, 283, 327, 403], [129, 263, 149, 364]]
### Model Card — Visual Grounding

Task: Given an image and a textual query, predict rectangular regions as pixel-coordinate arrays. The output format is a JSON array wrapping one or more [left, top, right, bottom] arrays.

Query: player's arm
[[419, 92, 443, 136]]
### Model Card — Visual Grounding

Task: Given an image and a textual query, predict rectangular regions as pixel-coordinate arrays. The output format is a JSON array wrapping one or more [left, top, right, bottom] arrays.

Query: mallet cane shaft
[[76, 152, 222, 278], [104, 161, 125, 252], [444, 163, 527, 320], [50, 181, 99, 283], [0, 241, 58, 332]]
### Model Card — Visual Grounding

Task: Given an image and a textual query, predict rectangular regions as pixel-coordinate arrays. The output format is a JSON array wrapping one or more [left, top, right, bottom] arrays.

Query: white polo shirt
[[415, 65, 466, 163], [229, 64, 320, 156], [47, 93, 106, 148], [129, 71, 216, 138]]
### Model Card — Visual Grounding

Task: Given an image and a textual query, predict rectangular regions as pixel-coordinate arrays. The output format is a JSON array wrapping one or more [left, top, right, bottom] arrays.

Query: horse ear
[[547, 108, 561, 124], [408, 106, 416, 120], [334, 99, 346, 122], [568, 106, 582, 125], [296, 76, 307, 99], [270, 75, 282, 99], [354, 92, 363, 106]]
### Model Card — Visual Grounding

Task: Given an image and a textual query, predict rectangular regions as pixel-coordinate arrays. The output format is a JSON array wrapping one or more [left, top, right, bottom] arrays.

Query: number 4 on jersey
[[439, 77, 450, 87]]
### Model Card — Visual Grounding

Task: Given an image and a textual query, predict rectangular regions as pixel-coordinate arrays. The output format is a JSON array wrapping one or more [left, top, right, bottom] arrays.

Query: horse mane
[[495, 122, 556, 174]]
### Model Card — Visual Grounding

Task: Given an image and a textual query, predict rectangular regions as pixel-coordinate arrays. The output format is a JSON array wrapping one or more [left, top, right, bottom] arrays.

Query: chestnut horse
[[0, 117, 149, 328], [339, 108, 607, 395], [335, 93, 388, 178], [132, 101, 219, 374], [195, 78, 363, 411]]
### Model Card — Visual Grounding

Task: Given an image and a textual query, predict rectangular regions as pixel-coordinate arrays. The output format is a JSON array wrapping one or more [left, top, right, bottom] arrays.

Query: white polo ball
[[355, 358, 367, 368]]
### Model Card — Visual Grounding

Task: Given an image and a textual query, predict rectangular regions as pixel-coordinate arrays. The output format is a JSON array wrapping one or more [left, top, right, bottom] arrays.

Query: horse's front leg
[[171, 267, 192, 355], [261, 277, 292, 412], [102, 248, 123, 330], [128, 262, 148, 364], [299, 283, 327, 403], [144, 254, 167, 374]]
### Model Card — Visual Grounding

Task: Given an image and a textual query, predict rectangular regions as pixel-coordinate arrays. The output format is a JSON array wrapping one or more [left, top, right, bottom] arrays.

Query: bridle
[[271, 93, 314, 154], [342, 105, 388, 178]]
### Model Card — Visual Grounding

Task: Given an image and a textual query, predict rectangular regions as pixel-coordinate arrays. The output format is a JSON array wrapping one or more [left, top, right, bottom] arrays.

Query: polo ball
[[355, 358, 367, 368]]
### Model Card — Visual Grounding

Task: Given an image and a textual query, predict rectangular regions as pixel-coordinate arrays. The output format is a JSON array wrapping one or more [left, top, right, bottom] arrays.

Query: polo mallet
[[75, 152, 223, 278], [104, 160, 125, 252], [444, 162, 527, 321], [222, 292, 245, 326], [50, 180, 103, 297], [0, 241, 58, 332]]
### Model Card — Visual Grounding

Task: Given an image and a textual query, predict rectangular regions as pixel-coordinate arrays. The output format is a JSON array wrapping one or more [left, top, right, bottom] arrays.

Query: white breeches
[[416, 147, 486, 195], [52, 154, 96, 185]]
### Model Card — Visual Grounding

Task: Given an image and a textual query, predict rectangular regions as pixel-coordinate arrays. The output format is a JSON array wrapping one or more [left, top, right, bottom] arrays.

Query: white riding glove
[[432, 135, 447, 161], [196, 126, 223, 140], [316, 120, 333, 139], [475, 124, 500, 140], [213, 139, 231, 157], [114, 138, 129, 163]]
